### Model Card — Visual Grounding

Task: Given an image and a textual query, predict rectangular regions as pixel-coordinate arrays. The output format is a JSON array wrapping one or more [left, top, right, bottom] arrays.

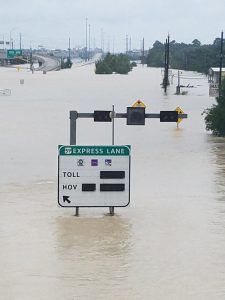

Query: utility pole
[[141, 37, 145, 66], [85, 17, 88, 61], [68, 37, 71, 60], [19, 32, 22, 50], [126, 35, 128, 54], [88, 24, 90, 60], [107, 35, 110, 53], [30, 46, 33, 73], [113, 36, 115, 54], [1, 34, 4, 50], [219, 31, 224, 98], [163, 34, 170, 93], [100, 28, 104, 53], [176, 70, 181, 94]]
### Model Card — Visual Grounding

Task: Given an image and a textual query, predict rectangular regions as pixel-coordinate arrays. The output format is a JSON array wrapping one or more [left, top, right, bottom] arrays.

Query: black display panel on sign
[[100, 171, 125, 179], [94, 110, 112, 122], [82, 184, 96, 191], [127, 107, 145, 125], [100, 184, 125, 192], [160, 111, 178, 122]]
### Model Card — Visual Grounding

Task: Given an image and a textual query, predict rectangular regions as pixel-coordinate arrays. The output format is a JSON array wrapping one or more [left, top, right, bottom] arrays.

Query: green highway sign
[[58, 145, 131, 207], [7, 49, 23, 58], [58, 145, 131, 156]]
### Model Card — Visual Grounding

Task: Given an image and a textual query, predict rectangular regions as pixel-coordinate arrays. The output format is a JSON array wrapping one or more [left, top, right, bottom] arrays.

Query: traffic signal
[[127, 107, 145, 125], [160, 111, 178, 122], [94, 110, 112, 122]]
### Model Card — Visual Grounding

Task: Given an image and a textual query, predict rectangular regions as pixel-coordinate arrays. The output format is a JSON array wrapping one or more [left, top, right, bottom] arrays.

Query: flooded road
[[0, 63, 225, 299]]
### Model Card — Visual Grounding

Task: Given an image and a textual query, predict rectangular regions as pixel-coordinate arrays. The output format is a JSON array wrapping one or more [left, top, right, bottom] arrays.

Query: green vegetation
[[95, 53, 133, 74], [203, 79, 225, 136], [146, 38, 224, 74], [61, 58, 73, 69]]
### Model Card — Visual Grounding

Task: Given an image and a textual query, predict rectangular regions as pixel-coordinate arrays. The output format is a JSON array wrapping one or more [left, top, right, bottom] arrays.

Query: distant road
[[73, 53, 102, 67], [33, 53, 102, 72], [33, 55, 61, 72]]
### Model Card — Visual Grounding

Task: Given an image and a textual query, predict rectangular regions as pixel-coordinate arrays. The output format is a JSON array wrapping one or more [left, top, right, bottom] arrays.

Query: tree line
[[146, 38, 224, 74]]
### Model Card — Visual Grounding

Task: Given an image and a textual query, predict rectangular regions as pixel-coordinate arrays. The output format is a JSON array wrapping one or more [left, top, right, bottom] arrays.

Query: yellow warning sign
[[175, 106, 184, 123], [132, 99, 146, 108]]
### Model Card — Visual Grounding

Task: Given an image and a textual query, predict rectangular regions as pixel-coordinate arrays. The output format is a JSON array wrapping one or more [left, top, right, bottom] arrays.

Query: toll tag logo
[[77, 159, 85, 166], [91, 159, 98, 166], [105, 159, 112, 166]]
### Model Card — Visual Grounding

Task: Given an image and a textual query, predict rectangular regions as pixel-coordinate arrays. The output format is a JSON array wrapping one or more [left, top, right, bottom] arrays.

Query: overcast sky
[[0, 0, 224, 51]]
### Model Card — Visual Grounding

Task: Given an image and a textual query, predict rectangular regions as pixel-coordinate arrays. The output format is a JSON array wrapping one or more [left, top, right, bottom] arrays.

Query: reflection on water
[[207, 136, 225, 195], [56, 216, 131, 258], [1, 65, 225, 299], [206, 136, 225, 239], [54, 216, 132, 298]]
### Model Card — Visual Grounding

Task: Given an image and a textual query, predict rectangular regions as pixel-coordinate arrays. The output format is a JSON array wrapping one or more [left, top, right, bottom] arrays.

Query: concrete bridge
[[33, 55, 61, 72]]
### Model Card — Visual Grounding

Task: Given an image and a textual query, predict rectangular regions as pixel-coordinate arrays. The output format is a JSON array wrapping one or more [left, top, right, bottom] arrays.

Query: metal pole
[[88, 24, 90, 60], [219, 31, 224, 98], [163, 38, 168, 92], [167, 34, 170, 85], [30, 47, 33, 72], [101, 28, 103, 52], [19, 33, 22, 50], [109, 206, 114, 216], [10, 32, 12, 49], [70, 111, 78, 145], [126, 35, 128, 54], [68, 37, 71, 60], [142, 37, 144, 66], [70, 111, 79, 216], [176, 70, 181, 95], [110, 105, 115, 216], [112, 105, 115, 145], [85, 18, 88, 61]]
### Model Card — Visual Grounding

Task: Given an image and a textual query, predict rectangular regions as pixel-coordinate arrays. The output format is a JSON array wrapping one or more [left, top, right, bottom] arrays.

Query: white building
[[208, 67, 225, 97], [208, 67, 225, 83]]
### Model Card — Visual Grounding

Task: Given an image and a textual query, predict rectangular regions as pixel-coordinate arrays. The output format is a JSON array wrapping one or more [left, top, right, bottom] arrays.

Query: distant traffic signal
[[94, 110, 112, 122], [126, 107, 145, 125], [160, 111, 178, 122]]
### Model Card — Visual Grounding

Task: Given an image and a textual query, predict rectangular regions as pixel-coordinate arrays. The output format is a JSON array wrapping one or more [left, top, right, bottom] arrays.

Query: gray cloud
[[0, 0, 224, 50]]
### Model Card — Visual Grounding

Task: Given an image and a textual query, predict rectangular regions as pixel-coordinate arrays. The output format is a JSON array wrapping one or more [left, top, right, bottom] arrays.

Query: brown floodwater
[[0, 63, 225, 300]]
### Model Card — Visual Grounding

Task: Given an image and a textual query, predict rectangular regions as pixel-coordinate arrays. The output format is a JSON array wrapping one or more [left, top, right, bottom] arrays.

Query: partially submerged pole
[[219, 31, 224, 98], [163, 34, 170, 93]]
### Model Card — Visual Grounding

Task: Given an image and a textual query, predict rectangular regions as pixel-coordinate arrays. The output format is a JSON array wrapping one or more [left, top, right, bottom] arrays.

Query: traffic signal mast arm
[[115, 113, 188, 119], [73, 112, 188, 120], [70, 109, 188, 144]]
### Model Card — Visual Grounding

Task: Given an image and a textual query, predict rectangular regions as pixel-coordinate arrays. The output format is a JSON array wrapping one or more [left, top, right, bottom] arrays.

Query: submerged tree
[[203, 79, 225, 136], [61, 58, 73, 69], [95, 53, 132, 74]]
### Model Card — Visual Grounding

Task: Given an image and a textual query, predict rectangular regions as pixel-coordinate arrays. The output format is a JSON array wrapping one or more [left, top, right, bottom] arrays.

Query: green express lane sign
[[58, 145, 131, 207], [7, 49, 23, 58], [59, 145, 131, 156]]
